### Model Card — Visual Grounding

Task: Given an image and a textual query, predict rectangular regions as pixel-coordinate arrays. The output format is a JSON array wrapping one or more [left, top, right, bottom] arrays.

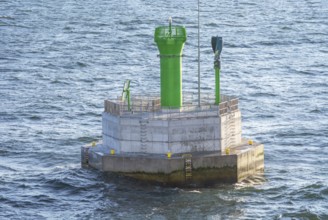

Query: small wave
[[234, 174, 266, 189], [76, 61, 87, 67], [50, 79, 71, 85], [186, 190, 202, 194], [238, 2, 257, 6], [2, 197, 37, 209], [205, 22, 219, 28], [0, 23, 29, 28], [251, 92, 278, 98], [32, 194, 57, 204], [301, 191, 325, 200], [280, 26, 293, 30], [0, 68, 24, 74], [288, 182, 326, 201], [0, 16, 15, 20], [77, 136, 98, 143], [44, 178, 80, 191], [321, 188, 328, 196], [294, 70, 316, 76], [0, 164, 17, 172], [0, 112, 19, 121], [309, 108, 322, 113], [0, 149, 10, 156], [215, 194, 240, 205], [224, 42, 252, 48], [78, 78, 94, 83], [63, 26, 73, 31], [281, 208, 321, 220], [41, 63, 59, 70], [0, 57, 19, 61], [277, 130, 316, 138], [0, 21, 9, 26], [28, 115, 42, 121]]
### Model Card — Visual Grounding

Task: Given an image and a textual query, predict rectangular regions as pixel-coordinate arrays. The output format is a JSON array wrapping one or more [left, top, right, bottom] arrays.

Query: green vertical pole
[[154, 19, 187, 108], [215, 65, 220, 104], [211, 37, 223, 105]]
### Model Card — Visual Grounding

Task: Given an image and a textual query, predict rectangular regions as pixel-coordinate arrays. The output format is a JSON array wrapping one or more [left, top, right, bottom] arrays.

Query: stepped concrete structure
[[81, 21, 264, 186], [81, 94, 264, 186]]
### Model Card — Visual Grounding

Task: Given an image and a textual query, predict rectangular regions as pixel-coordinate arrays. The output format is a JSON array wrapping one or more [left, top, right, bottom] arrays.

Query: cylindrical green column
[[215, 67, 220, 104], [154, 22, 186, 108], [211, 36, 223, 105]]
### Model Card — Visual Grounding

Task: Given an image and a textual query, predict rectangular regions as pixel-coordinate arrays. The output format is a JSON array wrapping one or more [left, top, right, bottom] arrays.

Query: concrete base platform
[[81, 139, 264, 186]]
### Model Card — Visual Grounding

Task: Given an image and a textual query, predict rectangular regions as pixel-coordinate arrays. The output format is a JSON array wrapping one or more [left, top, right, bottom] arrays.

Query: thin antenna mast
[[197, 0, 201, 107]]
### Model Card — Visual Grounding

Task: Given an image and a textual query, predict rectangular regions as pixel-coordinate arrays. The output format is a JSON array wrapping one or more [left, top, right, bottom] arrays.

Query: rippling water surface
[[1, 0, 328, 219]]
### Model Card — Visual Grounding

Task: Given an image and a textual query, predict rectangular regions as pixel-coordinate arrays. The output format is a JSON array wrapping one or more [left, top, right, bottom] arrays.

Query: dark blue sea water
[[1, 0, 328, 219]]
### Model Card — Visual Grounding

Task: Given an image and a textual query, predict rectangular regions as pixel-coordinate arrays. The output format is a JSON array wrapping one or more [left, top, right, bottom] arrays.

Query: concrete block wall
[[167, 117, 220, 153], [102, 113, 121, 153], [170, 139, 218, 153], [220, 110, 242, 153], [102, 109, 242, 155]]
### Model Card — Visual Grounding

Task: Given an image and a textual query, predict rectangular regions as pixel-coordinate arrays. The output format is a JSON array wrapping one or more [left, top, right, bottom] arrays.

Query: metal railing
[[104, 93, 238, 120]]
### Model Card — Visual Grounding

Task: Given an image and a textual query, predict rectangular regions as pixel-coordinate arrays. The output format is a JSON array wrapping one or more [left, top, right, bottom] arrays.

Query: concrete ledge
[[81, 140, 264, 186]]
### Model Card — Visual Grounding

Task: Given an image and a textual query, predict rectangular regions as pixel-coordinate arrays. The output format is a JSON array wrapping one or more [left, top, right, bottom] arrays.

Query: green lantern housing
[[154, 19, 187, 108]]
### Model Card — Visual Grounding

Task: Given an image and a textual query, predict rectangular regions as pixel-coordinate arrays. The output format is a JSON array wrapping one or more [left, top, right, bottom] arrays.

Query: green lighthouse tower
[[154, 18, 187, 108]]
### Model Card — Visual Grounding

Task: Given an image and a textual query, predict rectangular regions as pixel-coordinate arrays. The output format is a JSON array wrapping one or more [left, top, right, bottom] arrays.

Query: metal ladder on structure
[[224, 116, 231, 150], [229, 113, 236, 148], [140, 117, 148, 153], [183, 154, 193, 182]]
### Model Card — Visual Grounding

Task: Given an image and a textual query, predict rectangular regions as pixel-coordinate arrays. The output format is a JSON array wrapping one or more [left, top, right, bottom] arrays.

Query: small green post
[[121, 80, 131, 111], [211, 37, 223, 105], [215, 56, 220, 104], [154, 18, 187, 108]]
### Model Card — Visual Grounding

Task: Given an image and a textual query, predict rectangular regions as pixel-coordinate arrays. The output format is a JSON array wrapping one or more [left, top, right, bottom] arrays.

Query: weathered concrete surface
[[81, 140, 264, 186], [102, 109, 242, 155], [235, 142, 264, 181]]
